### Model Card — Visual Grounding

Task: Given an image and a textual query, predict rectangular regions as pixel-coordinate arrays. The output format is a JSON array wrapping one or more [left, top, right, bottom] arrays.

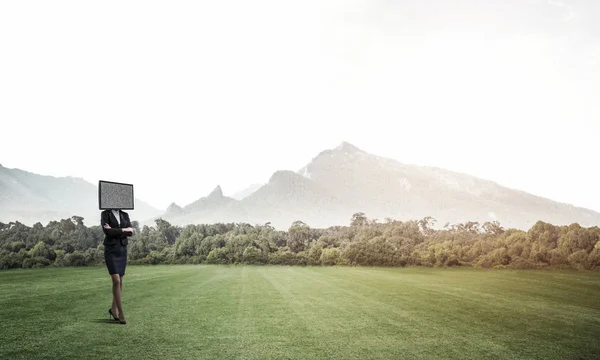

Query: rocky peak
[[269, 170, 301, 184], [302, 141, 367, 173], [207, 185, 223, 199], [335, 141, 363, 154], [166, 202, 183, 213]]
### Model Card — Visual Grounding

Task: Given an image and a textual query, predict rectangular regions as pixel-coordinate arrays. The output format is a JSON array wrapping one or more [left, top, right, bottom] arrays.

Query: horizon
[[2, 139, 600, 215], [1, 0, 599, 212]]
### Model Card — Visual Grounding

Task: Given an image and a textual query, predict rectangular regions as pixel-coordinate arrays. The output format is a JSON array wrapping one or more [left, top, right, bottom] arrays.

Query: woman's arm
[[101, 211, 123, 237], [122, 213, 134, 237]]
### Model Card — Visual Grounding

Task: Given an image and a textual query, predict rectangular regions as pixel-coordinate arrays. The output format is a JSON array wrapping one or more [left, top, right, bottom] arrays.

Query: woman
[[101, 208, 134, 324]]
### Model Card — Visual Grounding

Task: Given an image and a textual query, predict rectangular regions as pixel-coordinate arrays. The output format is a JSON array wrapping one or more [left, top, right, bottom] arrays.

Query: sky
[[1, 0, 598, 211]]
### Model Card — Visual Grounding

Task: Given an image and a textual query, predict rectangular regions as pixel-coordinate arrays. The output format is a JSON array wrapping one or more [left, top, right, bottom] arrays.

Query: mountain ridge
[[2, 141, 599, 230], [0, 165, 162, 226], [156, 141, 600, 230]]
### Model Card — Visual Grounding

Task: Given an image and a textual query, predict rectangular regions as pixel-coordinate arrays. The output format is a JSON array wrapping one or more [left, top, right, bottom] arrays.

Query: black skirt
[[104, 241, 127, 276]]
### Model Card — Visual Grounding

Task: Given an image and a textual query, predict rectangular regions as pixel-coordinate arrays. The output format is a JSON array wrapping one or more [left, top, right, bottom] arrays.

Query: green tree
[[288, 221, 310, 253], [350, 212, 368, 227]]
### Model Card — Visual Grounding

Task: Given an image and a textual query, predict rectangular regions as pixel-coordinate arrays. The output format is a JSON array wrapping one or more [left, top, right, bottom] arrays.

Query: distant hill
[[2, 143, 599, 230], [0, 164, 162, 226], [157, 142, 600, 230], [153, 186, 239, 227]]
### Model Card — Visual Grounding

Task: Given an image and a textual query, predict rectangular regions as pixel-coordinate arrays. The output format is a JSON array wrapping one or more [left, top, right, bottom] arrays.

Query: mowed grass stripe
[[284, 267, 514, 360], [336, 268, 599, 324], [233, 266, 323, 359], [259, 266, 355, 359], [263, 267, 433, 359], [299, 267, 600, 359], [0, 266, 599, 360], [0, 266, 229, 360]]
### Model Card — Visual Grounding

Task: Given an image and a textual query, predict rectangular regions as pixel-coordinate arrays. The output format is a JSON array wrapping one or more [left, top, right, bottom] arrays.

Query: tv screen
[[98, 180, 134, 210]]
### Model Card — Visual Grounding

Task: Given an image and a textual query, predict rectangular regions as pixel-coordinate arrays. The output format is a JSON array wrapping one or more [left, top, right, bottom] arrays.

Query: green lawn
[[0, 265, 599, 360]]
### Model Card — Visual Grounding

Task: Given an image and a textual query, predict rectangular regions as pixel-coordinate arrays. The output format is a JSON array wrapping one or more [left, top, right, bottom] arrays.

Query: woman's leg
[[119, 275, 124, 317], [111, 297, 117, 318], [111, 275, 119, 317], [111, 273, 125, 320], [105, 249, 115, 316]]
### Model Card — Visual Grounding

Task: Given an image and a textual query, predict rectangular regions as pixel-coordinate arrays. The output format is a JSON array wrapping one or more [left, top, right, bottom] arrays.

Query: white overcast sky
[[1, 0, 598, 211]]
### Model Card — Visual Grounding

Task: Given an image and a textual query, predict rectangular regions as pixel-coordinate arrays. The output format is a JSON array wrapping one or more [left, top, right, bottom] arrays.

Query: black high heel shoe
[[118, 318, 127, 324], [108, 309, 119, 321]]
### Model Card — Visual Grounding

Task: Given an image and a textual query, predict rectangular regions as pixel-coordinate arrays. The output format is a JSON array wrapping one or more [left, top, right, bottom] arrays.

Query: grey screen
[[99, 180, 134, 210]]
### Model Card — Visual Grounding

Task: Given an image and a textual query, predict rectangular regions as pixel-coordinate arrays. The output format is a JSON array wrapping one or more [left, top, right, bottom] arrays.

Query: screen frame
[[98, 180, 135, 210]]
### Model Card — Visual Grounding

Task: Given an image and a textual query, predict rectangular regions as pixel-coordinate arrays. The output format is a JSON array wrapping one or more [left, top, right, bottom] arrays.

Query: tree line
[[1, 212, 599, 270]]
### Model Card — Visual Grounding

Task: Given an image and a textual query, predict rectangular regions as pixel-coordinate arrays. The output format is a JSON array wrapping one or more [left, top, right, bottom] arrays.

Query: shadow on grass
[[90, 318, 121, 324]]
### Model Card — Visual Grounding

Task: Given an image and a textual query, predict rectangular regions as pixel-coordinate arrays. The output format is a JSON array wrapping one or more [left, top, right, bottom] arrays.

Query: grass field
[[0, 265, 599, 360]]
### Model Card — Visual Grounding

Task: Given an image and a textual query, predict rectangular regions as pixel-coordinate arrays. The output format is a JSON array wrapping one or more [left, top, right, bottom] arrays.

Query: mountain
[[154, 185, 239, 227], [235, 170, 348, 227], [0, 164, 162, 226], [295, 142, 600, 229], [158, 170, 348, 228], [158, 142, 600, 230], [4, 142, 599, 230], [229, 183, 263, 200]]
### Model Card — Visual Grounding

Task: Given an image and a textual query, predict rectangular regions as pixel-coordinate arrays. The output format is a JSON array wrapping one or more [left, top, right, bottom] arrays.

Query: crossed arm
[[101, 212, 134, 237]]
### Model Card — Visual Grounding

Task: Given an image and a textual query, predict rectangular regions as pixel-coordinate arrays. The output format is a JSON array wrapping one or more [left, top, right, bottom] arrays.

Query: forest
[[1, 212, 599, 270]]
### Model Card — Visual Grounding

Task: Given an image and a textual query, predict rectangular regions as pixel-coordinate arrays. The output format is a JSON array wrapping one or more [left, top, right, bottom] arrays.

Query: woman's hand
[[103, 224, 111, 229], [123, 227, 133, 232]]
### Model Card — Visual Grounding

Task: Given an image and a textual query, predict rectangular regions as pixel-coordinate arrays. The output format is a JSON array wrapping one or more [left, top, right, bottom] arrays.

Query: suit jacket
[[101, 210, 133, 246]]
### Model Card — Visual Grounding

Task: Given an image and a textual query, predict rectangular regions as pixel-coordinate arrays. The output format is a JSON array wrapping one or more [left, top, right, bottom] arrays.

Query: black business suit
[[101, 209, 133, 276]]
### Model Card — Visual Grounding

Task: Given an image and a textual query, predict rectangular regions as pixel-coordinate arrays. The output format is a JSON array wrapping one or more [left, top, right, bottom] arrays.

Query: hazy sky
[[1, 0, 598, 211]]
